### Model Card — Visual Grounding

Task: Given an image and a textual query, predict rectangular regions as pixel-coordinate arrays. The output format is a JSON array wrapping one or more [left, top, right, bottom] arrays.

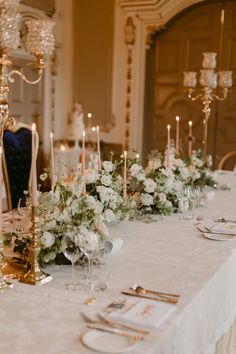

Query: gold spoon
[[131, 284, 180, 299]]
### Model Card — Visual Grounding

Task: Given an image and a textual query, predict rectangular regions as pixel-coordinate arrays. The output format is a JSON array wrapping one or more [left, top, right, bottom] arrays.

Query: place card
[[106, 298, 175, 330]]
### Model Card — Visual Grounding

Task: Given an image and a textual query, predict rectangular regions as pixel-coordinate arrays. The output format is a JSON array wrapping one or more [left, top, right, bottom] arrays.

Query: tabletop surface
[[1, 171, 236, 354]]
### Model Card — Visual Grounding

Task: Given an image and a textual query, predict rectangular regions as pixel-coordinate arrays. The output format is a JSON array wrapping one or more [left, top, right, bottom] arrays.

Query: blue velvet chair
[[2, 118, 39, 210]]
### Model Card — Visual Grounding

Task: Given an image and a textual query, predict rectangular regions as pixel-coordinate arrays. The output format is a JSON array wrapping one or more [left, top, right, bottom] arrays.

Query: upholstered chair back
[[2, 118, 39, 210]]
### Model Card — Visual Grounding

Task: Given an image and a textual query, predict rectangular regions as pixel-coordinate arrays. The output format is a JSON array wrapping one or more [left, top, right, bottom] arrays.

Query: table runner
[[1, 172, 236, 353]]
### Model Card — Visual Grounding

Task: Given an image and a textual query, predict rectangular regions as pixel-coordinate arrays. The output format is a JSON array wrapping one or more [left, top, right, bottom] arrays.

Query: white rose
[[141, 193, 154, 206], [101, 174, 112, 186], [158, 192, 166, 203], [102, 161, 114, 173], [41, 231, 55, 249], [136, 172, 146, 182], [144, 178, 157, 193], [130, 164, 142, 176], [104, 209, 116, 223]]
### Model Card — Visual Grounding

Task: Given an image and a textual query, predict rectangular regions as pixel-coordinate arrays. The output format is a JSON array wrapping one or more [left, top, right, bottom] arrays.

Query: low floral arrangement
[[128, 148, 218, 215], [128, 150, 182, 215], [85, 157, 137, 224], [183, 149, 217, 188], [4, 171, 110, 265]]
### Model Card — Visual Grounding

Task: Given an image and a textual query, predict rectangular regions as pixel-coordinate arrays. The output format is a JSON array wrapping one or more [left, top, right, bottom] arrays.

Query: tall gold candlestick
[[0, 146, 13, 290]]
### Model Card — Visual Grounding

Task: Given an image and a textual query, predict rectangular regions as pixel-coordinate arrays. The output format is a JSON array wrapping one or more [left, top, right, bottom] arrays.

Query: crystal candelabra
[[183, 52, 233, 157], [0, 0, 55, 134], [0, 0, 55, 289]]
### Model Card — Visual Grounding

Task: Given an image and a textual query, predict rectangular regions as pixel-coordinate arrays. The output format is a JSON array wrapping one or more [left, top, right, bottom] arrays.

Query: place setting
[[80, 283, 180, 353], [195, 218, 236, 241]]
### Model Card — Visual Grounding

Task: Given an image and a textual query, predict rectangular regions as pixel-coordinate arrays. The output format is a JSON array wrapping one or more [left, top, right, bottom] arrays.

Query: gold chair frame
[[2, 117, 39, 210], [218, 150, 236, 170]]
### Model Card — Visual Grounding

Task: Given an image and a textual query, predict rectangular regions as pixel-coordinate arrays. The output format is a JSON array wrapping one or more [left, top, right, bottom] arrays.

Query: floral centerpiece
[[85, 156, 136, 224], [128, 150, 183, 215], [4, 171, 110, 265], [183, 149, 217, 188]]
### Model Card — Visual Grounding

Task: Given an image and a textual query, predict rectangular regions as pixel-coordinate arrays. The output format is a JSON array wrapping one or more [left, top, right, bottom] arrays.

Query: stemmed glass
[[63, 240, 83, 290], [79, 231, 101, 289]]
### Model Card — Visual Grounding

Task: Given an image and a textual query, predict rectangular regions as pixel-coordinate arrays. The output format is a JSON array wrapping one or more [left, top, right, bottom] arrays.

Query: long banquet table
[[1, 172, 236, 354]]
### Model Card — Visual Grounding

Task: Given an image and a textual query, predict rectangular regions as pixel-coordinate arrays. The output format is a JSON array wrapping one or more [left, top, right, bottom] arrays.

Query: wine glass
[[79, 231, 101, 289], [17, 196, 31, 218], [63, 240, 83, 290]]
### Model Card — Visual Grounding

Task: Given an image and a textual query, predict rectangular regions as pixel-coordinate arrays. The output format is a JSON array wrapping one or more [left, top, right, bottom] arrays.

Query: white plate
[[81, 330, 137, 353], [202, 232, 234, 241]]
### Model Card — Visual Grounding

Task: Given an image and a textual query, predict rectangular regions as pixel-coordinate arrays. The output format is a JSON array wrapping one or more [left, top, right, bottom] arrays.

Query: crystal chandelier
[[183, 52, 233, 157], [0, 0, 55, 129]]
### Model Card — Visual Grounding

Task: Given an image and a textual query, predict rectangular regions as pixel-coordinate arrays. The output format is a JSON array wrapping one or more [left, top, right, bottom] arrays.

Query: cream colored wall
[[53, 0, 211, 152]]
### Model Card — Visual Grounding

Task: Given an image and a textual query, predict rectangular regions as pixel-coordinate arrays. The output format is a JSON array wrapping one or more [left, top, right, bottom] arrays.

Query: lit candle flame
[[167, 124, 171, 130], [188, 121, 192, 126], [87, 113, 92, 118], [96, 125, 99, 132], [83, 130, 86, 137], [50, 131, 53, 139], [176, 116, 180, 122], [92, 126, 96, 132]]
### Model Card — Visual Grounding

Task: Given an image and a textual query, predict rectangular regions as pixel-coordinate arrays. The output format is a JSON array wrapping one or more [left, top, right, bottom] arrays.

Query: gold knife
[[86, 323, 144, 341], [121, 291, 178, 304]]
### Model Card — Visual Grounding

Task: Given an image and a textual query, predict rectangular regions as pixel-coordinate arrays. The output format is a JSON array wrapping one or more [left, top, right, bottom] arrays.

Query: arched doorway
[[143, 0, 236, 166]]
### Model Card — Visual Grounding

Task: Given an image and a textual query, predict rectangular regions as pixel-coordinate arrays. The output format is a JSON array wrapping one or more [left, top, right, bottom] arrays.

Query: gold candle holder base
[[0, 274, 13, 291], [19, 205, 52, 286], [19, 267, 52, 286]]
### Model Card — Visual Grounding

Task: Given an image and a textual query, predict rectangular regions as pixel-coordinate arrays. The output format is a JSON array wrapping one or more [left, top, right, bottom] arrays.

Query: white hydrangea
[[130, 164, 142, 176], [141, 193, 154, 206], [104, 209, 116, 223], [41, 231, 55, 249], [180, 167, 190, 180], [144, 178, 157, 193], [102, 161, 114, 173], [85, 195, 97, 209]]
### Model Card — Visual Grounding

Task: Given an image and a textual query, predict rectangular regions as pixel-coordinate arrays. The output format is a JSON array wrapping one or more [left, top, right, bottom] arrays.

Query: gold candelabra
[[0, 0, 55, 289], [183, 52, 233, 157]]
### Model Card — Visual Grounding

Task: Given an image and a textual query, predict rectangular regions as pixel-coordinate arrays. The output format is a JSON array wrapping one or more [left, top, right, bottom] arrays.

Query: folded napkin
[[107, 298, 175, 331]]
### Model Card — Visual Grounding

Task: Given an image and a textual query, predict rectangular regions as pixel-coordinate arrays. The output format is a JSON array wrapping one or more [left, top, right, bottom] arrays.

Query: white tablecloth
[[1, 172, 236, 354]]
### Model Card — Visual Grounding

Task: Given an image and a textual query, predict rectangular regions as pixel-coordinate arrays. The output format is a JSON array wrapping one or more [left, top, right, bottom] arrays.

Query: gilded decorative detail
[[146, 24, 166, 49], [125, 17, 135, 45], [21, 0, 55, 17], [50, 51, 58, 132], [124, 17, 136, 150]]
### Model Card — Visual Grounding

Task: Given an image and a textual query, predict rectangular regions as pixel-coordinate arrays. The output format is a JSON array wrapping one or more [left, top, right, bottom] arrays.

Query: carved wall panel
[[143, 1, 236, 165]]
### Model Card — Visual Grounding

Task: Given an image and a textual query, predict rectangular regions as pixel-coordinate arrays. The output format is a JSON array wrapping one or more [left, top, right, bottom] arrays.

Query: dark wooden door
[[143, 0, 236, 167]]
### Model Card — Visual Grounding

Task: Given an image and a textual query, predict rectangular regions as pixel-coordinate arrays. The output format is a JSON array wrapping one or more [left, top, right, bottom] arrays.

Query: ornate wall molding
[[21, 0, 55, 17], [117, 0, 208, 154]]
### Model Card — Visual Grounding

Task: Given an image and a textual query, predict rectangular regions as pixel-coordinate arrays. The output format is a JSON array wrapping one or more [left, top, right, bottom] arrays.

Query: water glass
[[91, 263, 110, 292], [178, 186, 195, 220], [63, 241, 83, 290]]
